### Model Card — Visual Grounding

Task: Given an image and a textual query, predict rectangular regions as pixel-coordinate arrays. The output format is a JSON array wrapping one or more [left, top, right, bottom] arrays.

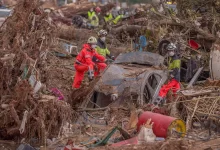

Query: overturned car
[[88, 52, 168, 108]]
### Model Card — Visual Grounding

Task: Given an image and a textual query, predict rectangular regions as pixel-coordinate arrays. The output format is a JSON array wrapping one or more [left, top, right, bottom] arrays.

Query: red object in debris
[[111, 137, 138, 147], [189, 40, 199, 50], [51, 88, 64, 100], [95, 7, 101, 13], [64, 140, 84, 150], [137, 111, 186, 138]]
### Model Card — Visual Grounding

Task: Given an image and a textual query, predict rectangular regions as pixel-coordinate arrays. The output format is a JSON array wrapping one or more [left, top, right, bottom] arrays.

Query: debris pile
[[180, 86, 220, 131], [0, 0, 73, 143], [0, 0, 220, 149]]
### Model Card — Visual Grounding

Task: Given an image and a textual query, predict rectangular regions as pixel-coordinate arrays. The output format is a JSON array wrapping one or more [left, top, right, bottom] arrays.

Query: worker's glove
[[92, 56, 100, 63], [88, 70, 94, 81], [169, 70, 174, 79], [111, 56, 115, 60]]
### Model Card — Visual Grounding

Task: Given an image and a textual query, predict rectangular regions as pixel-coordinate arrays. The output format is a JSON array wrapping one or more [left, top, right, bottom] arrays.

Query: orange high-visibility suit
[[73, 44, 106, 88]]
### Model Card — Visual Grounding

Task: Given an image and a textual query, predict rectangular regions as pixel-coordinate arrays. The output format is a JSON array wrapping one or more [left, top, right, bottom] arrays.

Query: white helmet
[[87, 36, 97, 44], [166, 43, 177, 51], [97, 29, 107, 37]]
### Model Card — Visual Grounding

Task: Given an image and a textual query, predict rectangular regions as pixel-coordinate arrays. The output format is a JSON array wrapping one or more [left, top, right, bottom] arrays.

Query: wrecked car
[[88, 51, 168, 108], [158, 39, 209, 83], [0, 8, 11, 25]]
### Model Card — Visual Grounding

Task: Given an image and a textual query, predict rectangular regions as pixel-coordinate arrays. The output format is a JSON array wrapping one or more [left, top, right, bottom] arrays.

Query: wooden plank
[[181, 89, 213, 97]]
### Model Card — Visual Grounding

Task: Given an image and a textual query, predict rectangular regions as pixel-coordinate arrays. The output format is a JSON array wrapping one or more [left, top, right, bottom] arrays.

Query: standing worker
[[95, 29, 115, 60], [155, 43, 181, 105], [72, 36, 107, 89], [87, 7, 101, 28]]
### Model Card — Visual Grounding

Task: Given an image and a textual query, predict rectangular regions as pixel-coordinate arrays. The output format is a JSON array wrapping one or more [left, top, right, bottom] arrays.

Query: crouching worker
[[155, 43, 181, 105], [72, 36, 107, 89]]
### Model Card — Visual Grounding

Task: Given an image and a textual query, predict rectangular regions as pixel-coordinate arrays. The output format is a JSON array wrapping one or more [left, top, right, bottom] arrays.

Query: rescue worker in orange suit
[[72, 36, 107, 89], [155, 43, 181, 106]]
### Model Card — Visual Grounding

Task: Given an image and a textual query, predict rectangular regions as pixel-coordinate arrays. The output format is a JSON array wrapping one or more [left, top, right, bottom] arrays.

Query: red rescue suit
[[73, 44, 106, 88], [158, 55, 181, 98], [158, 78, 180, 98]]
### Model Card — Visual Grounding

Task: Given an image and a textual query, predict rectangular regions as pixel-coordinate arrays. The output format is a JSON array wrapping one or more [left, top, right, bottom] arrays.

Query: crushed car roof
[[114, 51, 164, 66]]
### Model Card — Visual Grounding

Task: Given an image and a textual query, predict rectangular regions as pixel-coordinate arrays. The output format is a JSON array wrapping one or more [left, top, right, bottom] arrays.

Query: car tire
[[158, 39, 170, 56]]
